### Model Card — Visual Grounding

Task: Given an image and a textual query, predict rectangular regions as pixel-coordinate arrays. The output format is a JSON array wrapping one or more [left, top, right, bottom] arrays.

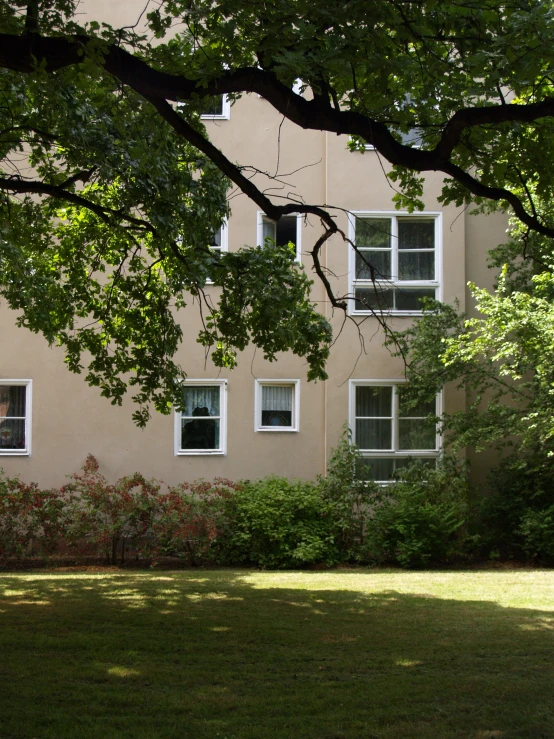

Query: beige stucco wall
[[0, 2, 508, 486]]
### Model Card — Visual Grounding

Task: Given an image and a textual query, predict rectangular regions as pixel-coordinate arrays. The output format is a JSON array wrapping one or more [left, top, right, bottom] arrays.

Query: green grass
[[1, 569, 554, 738]]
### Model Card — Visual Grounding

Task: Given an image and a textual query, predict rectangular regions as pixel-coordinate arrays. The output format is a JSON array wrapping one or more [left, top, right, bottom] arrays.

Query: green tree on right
[[390, 213, 554, 559]]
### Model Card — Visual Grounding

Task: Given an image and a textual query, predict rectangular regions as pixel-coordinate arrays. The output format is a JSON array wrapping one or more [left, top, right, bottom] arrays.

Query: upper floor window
[[257, 212, 302, 262], [209, 222, 228, 255], [175, 380, 227, 455], [200, 95, 231, 120], [349, 212, 441, 315], [0, 380, 32, 455], [349, 380, 440, 482], [206, 221, 229, 284], [254, 380, 300, 432]]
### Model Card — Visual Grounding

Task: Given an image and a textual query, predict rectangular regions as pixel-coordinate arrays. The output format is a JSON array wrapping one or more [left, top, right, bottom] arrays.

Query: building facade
[[0, 3, 507, 488]]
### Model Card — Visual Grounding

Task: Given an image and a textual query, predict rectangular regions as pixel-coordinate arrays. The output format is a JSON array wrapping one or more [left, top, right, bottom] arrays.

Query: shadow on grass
[[0, 570, 553, 739]]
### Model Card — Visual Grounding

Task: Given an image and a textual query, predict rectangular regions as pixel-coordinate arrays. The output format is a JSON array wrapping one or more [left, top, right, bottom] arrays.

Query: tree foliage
[[391, 258, 554, 457], [2, 0, 554, 419]]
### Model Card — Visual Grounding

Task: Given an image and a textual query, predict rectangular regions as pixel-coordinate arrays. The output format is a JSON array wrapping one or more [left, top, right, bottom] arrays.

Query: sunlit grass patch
[[0, 569, 553, 739], [106, 666, 142, 678]]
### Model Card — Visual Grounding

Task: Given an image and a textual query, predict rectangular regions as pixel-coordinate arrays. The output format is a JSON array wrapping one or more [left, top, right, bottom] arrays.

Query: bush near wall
[[213, 477, 341, 568], [0, 472, 67, 559], [0, 450, 479, 569], [360, 456, 473, 568], [478, 453, 554, 562]]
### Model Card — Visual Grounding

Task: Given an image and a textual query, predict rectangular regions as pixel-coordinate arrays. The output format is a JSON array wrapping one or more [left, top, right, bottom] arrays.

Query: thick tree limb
[[2, 31, 554, 237]]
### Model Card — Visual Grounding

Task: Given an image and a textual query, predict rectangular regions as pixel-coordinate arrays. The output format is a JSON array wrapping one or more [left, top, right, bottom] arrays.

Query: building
[[0, 4, 506, 489]]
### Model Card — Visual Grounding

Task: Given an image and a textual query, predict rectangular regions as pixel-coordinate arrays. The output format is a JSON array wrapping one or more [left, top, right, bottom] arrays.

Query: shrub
[[362, 455, 472, 568], [0, 470, 67, 560], [151, 478, 240, 564], [216, 476, 339, 568], [63, 455, 161, 564], [319, 426, 380, 560], [480, 453, 554, 561]]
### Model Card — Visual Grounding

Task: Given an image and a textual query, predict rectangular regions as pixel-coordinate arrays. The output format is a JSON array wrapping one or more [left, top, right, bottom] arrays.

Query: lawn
[[1, 569, 553, 739]]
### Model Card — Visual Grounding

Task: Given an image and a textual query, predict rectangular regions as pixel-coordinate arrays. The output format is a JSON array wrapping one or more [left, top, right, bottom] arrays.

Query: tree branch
[[24, 2, 39, 35], [0, 175, 155, 232], [2, 31, 554, 236]]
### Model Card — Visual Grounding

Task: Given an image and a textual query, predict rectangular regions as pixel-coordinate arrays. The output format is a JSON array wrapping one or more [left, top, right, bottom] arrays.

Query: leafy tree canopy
[[1, 0, 554, 422]]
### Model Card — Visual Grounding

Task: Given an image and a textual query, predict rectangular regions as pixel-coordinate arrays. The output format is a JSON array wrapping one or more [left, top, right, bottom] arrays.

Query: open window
[[206, 220, 229, 284], [0, 380, 32, 455], [257, 212, 302, 262], [255, 380, 300, 432]]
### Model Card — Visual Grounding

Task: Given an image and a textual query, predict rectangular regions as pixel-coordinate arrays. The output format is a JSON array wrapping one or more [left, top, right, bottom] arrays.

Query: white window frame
[[206, 219, 229, 285], [254, 379, 300, 433], [256, 211, 302, 263], [349, 379, 441, 483], [348, 211, 442, 316], [0, 379, 32, 456], [200, 95, 231, 120], [174, 379, 227, 455]]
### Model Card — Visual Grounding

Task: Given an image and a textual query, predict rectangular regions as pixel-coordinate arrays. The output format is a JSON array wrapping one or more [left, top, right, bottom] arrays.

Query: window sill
[[255, 427, 299, 433], [0, 449, 30, 456], [351, 310, 429, 317], [200, 114, 230, 121], [176, 450, 226, 456]]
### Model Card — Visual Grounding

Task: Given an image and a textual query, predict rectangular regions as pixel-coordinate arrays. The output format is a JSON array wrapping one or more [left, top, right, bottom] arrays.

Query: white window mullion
[[391, 216, 399, 282], [392, 385, 398, 453]]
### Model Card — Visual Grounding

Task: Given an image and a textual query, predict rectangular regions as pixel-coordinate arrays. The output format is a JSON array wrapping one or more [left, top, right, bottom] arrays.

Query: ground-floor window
[[0, 380, 32, 455], [175, 380, 227, 455], [349, 380, 440, 482], [254, 380, 300, 432]]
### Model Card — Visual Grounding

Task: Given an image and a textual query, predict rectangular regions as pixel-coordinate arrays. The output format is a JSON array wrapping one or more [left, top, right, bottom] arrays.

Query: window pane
[[182, 386, 220, 417], [0, 419, 26, 449], [0, 385, 26, 417], [398, 219, 434, 249], [355, 250, 391, 280], [261, 385, 293, 428], [201, 96, 224, 116], [398, 392, 436, 418], [181, 418, 220, 450], [356, 386, 392, 417], [355, 218, 391, 249], [355, 287, 394, 311], [356, 419, 392, 450], [261, 410, 293, 427], [395, 457, 437, 474], [398, 418, 437, 450], [275, 216, 297, 247], [262, 385, 292, 411], [262, 218, 276, 244], [398, 251, 434, 280], [394, 288, 435, 311], [356, 457, 395, 481], [210, 227, 222, 248]]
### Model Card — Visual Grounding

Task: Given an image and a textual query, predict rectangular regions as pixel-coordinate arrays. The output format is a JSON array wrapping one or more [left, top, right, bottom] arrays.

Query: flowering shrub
[[151, 478, 240, 563], [63, 455, 161, 564], [0, 470, 67, 559]]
